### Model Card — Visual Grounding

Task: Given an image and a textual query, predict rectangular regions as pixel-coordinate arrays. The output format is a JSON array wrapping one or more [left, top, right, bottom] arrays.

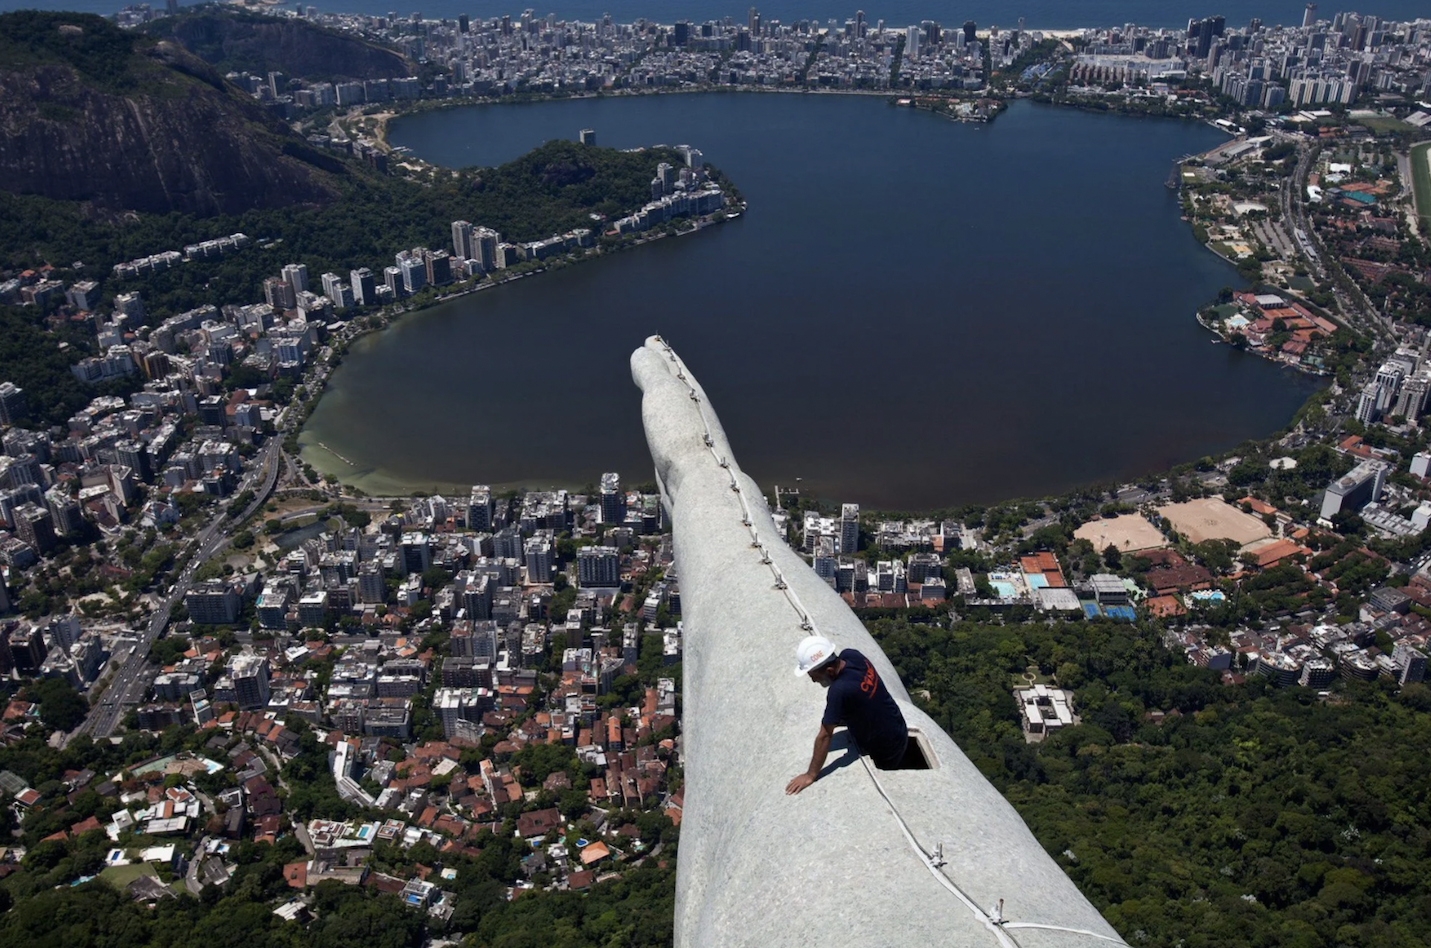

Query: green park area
[[98, 864, 160, 889], [1352, 113, 1408, 134], [98, 863, 185, 897], [1413, 141, 1431, 231]]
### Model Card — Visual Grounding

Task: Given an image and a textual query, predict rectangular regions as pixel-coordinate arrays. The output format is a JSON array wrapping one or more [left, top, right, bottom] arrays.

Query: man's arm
[[785, 722, 836, 795]]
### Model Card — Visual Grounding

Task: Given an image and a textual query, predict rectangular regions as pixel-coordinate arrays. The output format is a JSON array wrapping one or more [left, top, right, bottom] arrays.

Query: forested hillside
[[0, 139, 694, 414], [871, 616, 1431, 948], [0, 140, 690, 317], [144, 8, 411, 83], [0, 12, 344, 215]]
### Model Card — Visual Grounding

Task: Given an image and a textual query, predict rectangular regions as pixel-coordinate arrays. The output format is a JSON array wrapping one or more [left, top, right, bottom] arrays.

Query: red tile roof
[[1250, 539, 1310, 568], [516, 807, 562, 839], [70, 816, 103, 836], [579, 841, 611, 865]]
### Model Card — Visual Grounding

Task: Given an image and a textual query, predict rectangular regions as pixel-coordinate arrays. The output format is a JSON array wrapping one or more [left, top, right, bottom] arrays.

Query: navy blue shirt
[[822, 649, 908, 766]]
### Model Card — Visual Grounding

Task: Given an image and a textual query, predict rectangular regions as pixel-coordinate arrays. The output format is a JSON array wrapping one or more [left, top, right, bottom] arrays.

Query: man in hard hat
[[786, 635, 908, 794]]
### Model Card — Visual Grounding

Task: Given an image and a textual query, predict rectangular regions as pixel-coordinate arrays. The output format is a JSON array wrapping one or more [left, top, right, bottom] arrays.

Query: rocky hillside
[[0, 11, 345, 216], [146, 9, 411, 82]]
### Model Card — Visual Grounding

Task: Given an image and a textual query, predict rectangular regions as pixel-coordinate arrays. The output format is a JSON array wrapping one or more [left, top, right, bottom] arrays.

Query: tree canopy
[[25, 678, 88, 732], [870, 615, 1431, 948]]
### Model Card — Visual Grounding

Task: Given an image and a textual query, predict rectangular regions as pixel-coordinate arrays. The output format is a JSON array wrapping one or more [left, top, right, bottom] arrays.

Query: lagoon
[[299, 93, 1322, 509]]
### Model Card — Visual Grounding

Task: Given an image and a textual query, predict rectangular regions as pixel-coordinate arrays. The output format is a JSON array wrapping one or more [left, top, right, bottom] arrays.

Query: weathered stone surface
[[632, 335, 1125, 948]]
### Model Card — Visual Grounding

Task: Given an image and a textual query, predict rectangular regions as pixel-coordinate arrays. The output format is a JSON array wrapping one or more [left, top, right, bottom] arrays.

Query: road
[[295, 821, 315, 856], [1279, 143, 1388, 342], [1282, 147, 1325, 281], [68, 439, 285, 744], [184, 835, 211, 895]]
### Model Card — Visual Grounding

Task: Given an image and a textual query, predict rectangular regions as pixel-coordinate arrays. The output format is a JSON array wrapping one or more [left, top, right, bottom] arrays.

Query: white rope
[[1002, 924, 1131, 945], [860, 757, 1133, 948], [859, 757, 1020, 948], [654, 336, 825, 639]]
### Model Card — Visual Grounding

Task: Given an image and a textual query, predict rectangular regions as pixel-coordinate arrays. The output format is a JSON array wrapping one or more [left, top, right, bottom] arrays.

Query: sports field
[[1413, 142, 1431, 232], [1157, 498, 1271, 547], [1354, 115, 1409, 134], [1073, 514, 1169, 553]]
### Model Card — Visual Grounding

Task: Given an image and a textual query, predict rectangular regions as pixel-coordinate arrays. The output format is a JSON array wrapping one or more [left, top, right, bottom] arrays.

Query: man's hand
[[788, 723, 836, 795]]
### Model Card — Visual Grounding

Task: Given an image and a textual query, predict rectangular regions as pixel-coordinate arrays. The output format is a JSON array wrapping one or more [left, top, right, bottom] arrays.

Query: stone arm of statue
[[631, 337, 1129, 948], [786, 722, 835, 795]]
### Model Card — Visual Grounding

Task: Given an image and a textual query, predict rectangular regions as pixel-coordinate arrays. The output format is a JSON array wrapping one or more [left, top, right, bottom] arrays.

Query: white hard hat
[[795, 635, 838, 676]]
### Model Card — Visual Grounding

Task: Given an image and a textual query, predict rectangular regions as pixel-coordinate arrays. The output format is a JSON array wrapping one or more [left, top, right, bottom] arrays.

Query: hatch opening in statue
[[885, 727, 937, 771]]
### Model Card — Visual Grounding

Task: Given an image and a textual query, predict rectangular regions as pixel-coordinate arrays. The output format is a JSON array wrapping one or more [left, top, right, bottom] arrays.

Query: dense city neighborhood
[[3, 4, 1431, 946]]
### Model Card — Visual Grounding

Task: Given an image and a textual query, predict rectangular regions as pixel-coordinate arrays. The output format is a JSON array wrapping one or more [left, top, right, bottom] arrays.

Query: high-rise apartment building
[[401, 532, 431, 575], [452, 220, 475, 261], [231, 653, 271, 710], [472, 227, 499, 273], [459, 572, 492, 620], [45, 487, 83, 536], [14, 503, 55, 554], [281, 262, 309, 295], [577, 546, 621, 588], [383, 266, 404, 297], [350, 268, 376, 306], [263, 277, 296, 311], [425, 249, 452, 286], [186, 580, 242, 625], [1354, 384, 1379, 425], [399, 257, 426, 295], [1374, 364, 1404, 413], [467, 485, 494, 530], [840, 504, 860, 555], [599, 472, 625, 524], [525, 533, 554, 583], [8, 625, 44, 675], [0, 382, 26, 426], [358, 563, 385, 604], [321, 272, 345, 302]]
